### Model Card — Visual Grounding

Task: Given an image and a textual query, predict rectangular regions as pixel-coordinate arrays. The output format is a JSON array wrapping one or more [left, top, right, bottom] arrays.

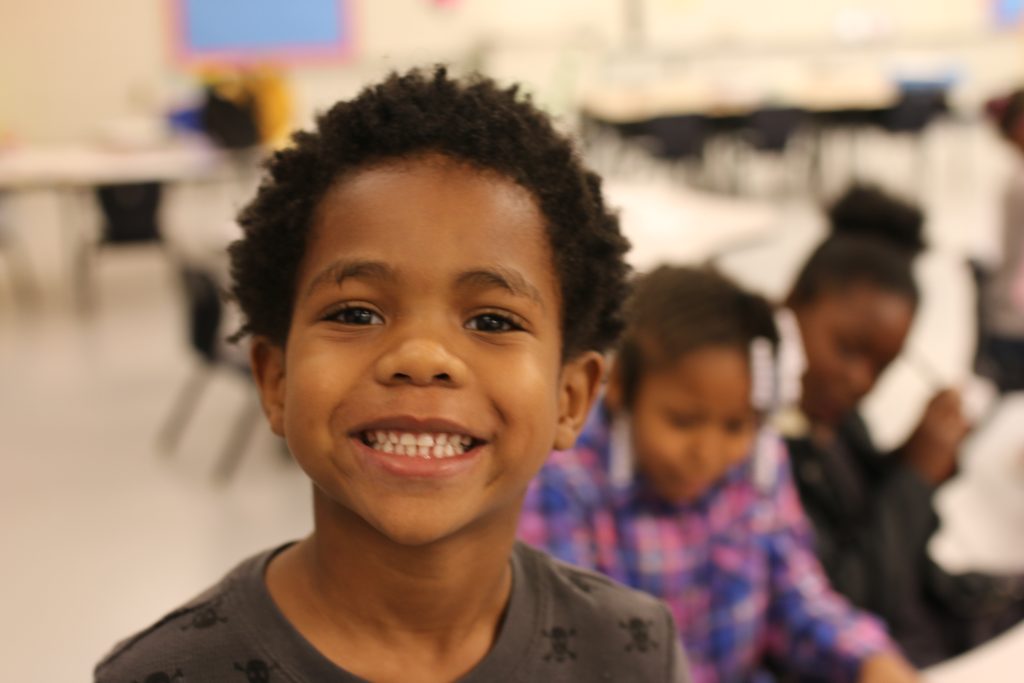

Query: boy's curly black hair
[[228, 66, 631, 359], [617, 265, 779, 407]]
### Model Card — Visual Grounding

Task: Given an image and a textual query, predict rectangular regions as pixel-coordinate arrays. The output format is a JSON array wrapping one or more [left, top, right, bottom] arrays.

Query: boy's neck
[[266, 491, 517, 680]]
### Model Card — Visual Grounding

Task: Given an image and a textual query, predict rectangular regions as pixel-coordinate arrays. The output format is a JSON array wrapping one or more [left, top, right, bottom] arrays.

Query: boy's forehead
[[313, 154, 544, 236], [323, 153, 531, 202], [315, 157, 540, 235], [298, 154, 561, 296]]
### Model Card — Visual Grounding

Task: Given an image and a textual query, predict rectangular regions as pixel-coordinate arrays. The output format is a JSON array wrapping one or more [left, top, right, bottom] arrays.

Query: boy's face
[[251, 154, 601, 547], [608, 346, 758, 503], [794, 283, 914, 427]]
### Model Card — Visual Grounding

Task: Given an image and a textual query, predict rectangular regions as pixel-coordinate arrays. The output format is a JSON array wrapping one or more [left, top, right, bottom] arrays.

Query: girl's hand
[[858, 653, 920, 683], [900, 389, 970, 486]]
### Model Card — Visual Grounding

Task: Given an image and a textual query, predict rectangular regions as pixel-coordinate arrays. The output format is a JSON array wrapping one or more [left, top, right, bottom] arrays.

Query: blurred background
[[1, 1, 1023, 680]]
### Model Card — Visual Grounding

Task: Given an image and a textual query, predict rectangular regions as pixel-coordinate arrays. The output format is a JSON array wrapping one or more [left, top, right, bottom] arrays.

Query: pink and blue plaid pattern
[[518, 404, 893, 683]]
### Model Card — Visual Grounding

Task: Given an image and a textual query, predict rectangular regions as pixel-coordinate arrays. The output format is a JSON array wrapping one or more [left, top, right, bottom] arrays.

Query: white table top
[[603, 180, 779, 271], [930, 393, 1024, 575], [0, 137, 227, 189], [924, 621, 1024, 682], [922, 393, 1024, 681], [582, 70, 900, 123]]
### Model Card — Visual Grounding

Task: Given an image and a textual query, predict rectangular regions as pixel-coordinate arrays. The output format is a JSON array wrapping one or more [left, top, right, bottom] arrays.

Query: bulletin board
[[993, 0, 1024, 28], [171, 0, 353, 65]]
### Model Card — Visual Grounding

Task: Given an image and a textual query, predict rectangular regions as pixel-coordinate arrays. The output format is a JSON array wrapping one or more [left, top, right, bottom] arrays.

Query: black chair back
[[643, 115, 711, 161], [748, 108, 805, 152], [179, 266, 222, 364], [95, 182, 162, 243]]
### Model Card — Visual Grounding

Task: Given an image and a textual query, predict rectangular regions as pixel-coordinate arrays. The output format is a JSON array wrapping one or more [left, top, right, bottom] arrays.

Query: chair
[[0, 193, 39, 307], [157, 264, 262, 482], [642, 114, 712, 162], [969, 258, 1024, 394], [881, 87, 948, 134], [95, 182, 163, 243], [879, 86, 950, 197], [69, 182, 165, 312], [734, 107, 809, 195]]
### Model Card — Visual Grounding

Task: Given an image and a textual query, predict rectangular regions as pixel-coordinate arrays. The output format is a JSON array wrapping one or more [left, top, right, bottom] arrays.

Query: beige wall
[[643, 0, 990, 46], [0, 0, 1020, 143], [0, 0, 623, 142], [0, 0, 168, 143]]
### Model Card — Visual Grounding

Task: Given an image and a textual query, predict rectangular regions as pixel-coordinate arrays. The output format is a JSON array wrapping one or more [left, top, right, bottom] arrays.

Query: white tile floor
[[0, 249, 311, 681], [1, 119, 1021, 681]]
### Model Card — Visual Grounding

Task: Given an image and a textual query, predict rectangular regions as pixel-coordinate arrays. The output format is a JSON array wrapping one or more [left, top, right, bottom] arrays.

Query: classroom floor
[[1, 119, 1020, 681]]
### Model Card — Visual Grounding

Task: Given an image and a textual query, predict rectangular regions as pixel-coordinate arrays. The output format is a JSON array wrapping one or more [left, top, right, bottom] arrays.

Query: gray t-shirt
[[95, 542, 690, 682]]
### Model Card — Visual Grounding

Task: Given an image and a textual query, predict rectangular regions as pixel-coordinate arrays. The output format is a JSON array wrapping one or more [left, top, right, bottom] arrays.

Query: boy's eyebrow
[[305, 259, 394, 297], [304, 260, 544, 306], [457, 267, 545, 307]]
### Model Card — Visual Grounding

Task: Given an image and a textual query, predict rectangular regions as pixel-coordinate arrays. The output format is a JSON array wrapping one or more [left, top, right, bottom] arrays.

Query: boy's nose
[[375, 336, 467, 387]]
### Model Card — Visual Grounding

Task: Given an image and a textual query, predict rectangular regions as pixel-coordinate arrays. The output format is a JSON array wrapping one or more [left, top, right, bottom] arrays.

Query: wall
[[1, 0, 1020, 144], [0, 0, 623, 143], [0, 0, 168, 144]]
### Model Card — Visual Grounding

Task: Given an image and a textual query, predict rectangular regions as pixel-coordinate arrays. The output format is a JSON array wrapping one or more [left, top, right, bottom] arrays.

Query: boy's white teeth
[[362, 430, 473, 458]]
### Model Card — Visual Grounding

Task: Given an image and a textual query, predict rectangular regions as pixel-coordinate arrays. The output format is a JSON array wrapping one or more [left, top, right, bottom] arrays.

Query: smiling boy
[[95, 68, 690, 682]]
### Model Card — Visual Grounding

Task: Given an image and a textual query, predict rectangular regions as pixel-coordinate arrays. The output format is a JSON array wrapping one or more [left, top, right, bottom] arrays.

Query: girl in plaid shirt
[[519, 266, 918, 683]]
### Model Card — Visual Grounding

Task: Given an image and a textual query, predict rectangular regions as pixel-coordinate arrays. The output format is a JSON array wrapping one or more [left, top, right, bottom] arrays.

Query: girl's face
[[794, 282, 914, 427], [609, 346, 759, 503]]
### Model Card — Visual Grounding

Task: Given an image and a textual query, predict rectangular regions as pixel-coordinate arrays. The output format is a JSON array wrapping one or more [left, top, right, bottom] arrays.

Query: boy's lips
[[348, 417, 487, 479]]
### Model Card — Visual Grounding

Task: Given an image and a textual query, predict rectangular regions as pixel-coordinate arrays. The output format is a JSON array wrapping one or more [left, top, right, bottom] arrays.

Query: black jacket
[[785, 414, 1023, 667]]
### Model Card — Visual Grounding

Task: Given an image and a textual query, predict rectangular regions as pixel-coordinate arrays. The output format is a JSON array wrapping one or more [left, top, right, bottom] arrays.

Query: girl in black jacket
[[781, 185, 1024, 667]]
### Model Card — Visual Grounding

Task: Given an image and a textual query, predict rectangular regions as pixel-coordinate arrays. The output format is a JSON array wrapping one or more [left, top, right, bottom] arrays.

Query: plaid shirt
[[518, 403, 893, 683]]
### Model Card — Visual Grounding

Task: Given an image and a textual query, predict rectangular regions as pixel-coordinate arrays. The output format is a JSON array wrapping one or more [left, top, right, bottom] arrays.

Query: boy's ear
[[554, 351, 605, 451], [250, 336, 287, 437]]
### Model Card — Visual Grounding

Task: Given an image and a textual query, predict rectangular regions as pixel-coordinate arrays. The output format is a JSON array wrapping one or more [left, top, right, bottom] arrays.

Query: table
[[924, 621, 1024, 682], [581, 69, 900, 124], [0, 137, 226, 189], [603, 179, 780, 271], [0, 138, 245, 309], [930, 393, 1024, 575], [921, 393, 1024, 681], [581, 69, 948, 197]]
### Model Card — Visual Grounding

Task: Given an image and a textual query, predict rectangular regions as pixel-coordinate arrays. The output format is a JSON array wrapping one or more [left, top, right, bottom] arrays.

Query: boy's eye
[[328, 306, 384, 326], [466, 312, 523, 333]]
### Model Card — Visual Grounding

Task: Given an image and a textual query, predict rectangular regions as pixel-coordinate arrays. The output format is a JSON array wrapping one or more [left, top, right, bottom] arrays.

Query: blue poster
[[994, 0, 1024, 28], [179, 0, 350, 59]]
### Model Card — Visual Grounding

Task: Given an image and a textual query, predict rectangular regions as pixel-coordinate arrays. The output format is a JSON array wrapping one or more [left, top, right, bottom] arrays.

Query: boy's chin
[[317, 486, 522, 550], [369, 522, 480, 551], [361, 506, 502, 550]]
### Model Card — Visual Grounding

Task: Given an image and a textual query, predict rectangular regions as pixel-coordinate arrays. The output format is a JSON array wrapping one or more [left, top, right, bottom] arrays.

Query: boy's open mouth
[[358, 431, 482, 459]]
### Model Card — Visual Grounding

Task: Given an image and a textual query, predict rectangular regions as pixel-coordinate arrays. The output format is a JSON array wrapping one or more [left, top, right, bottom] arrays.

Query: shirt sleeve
[[663, 602, 695, 683], [761, 439, 895, 683], [517, 454, 599, 571]]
